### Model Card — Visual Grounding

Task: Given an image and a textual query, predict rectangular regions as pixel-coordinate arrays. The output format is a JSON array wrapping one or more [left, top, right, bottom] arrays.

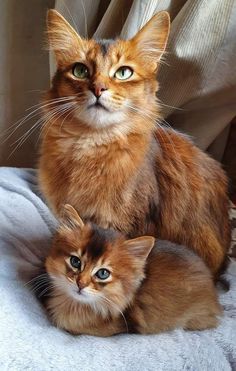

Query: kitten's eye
[[115, 66, 133, 80], [95, 269, 110, 280], [72, 63, 90, 79], [70, 255, 81, 269]]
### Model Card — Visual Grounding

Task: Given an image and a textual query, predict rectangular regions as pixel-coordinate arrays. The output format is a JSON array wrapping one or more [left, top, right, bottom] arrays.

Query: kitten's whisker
[[38, 285, 54, 298], [102, 297, 129, 334], [24, 273, 49, 287]]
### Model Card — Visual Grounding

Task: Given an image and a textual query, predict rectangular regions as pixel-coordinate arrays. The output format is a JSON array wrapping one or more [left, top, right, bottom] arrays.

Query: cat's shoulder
[[155, 125, 194, 146], [151, 239, 204, 264]]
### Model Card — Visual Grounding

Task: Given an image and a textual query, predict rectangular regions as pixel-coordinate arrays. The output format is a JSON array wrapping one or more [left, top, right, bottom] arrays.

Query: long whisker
[[0, 96, 77, 141], [102, 296, 129, 334], [126, 103, 180, 159], [41, 103, 78, 140], [24, 273, 49, 287], [7, 103, 75, 158]]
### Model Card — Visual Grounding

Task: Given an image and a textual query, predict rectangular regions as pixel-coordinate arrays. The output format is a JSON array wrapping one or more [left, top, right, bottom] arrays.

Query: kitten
[[39, 10, 230, 276], [42, 205, 222, 336]]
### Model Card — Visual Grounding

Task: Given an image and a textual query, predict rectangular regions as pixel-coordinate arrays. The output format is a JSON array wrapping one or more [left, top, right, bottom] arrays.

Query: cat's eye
[[70, 255, 81, 269], [114, 66, 133, 80], [95, 269, 110, 280], [72, 63, 90, 79]]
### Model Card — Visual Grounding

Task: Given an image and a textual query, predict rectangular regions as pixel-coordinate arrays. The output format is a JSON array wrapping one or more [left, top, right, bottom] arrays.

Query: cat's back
[[129, 239, 222, 334], [145, 239, 214, 288]]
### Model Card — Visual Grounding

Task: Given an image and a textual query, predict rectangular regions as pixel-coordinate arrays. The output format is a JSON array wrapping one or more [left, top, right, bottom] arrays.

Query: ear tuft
[[46, 9, 83, 65], [123, 236, 155, 260], [131, 11, 170, 68], [61, 204, 84, 230]]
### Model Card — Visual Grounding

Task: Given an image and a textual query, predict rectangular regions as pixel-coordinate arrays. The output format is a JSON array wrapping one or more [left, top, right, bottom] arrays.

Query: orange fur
[[39, 10, 230, 275], [43, 206, 222, 336]]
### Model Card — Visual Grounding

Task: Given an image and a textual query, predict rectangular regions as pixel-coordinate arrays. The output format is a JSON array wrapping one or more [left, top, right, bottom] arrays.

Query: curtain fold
[[0, 0, 54, 167]]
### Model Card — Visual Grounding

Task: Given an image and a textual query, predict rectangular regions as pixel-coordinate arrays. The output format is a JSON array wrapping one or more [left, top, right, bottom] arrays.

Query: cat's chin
[[68, 291, 112, 317], [74, 106, 126, 129]]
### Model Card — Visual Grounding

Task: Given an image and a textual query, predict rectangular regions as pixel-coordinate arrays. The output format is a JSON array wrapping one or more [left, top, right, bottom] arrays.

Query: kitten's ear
[[123, 236, 155, 260], [131, 11, 170, 68], [61, 204, 84, 230], [47, 9, 84, 65]]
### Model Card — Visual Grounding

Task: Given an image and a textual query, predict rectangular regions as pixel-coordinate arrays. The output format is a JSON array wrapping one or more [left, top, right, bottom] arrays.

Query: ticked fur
[[43, 207, 222, 336]]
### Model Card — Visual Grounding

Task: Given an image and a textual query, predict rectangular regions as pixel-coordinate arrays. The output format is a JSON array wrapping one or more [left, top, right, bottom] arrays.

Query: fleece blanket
[[0, 167, 236, 371]]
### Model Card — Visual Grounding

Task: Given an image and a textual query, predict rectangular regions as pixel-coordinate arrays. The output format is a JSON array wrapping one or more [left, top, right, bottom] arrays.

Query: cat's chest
[[54, 138, 134, 218]]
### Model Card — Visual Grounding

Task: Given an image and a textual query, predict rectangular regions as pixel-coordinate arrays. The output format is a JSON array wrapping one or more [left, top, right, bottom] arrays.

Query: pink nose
[[91, 83, 107, 98], [76, 279, 85, 292]]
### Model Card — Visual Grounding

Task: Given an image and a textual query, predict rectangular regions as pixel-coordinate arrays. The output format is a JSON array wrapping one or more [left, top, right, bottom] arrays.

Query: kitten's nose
[[91, 83, 107, 98], [76, 279, 85, 292]]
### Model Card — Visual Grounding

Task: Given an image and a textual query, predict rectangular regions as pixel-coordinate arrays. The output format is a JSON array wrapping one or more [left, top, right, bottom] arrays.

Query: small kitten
[[42, 205, 222, 336]]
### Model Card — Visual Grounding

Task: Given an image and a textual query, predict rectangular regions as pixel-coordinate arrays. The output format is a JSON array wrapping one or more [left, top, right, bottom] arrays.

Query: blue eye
[[70, 256, 81, 269], [95, 269, 110, 280]]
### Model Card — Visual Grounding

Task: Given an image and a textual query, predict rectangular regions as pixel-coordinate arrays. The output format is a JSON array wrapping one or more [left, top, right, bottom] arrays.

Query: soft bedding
[[0, 167, 236, 371]]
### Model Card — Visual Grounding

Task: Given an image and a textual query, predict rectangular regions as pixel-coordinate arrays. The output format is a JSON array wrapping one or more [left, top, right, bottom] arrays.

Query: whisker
[[126, 103, 180, 159], [24, 273, 49, 287], [0, 96, 77, 142], [102, 296, 129, 334], [7, 103, 75, 158]]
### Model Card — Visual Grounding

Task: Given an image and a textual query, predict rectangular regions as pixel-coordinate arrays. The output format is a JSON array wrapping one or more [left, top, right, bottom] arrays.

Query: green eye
[[70, 255, 81, 269], [95, 269, 110, 280], [115, 66, 133, 80], [72, 63, 89, 79]]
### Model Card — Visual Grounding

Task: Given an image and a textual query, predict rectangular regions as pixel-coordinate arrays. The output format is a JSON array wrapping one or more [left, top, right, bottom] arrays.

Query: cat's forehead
[[57, 223, 123, 261], [72, 38, 131, 69], [81, 224, 121, 260], [95, 39, 115, 57]]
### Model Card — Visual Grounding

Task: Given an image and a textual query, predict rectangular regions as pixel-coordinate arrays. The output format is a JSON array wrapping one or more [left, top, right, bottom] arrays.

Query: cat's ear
[[61, 204, 84, 230], [123, 236, 155, 261], [130, 11, 170, 68], [47, 9, 84, 65]]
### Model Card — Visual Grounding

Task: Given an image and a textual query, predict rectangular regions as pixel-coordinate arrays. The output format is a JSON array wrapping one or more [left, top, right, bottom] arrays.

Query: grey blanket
[[0, 167, 235, 371]]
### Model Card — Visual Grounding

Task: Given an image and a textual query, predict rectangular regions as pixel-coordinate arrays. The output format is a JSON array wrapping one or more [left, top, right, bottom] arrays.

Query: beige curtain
[[0, 0, 54, 168], [0, 0, 235, 167]]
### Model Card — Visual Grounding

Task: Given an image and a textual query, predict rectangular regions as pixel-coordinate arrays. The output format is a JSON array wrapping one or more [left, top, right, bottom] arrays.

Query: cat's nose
[[76, 280, 85, 292], [90, 83, 108, 98]]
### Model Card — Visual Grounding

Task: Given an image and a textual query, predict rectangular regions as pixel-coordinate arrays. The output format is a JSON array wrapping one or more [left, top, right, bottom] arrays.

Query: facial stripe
[[86, 226, 107, 259], [95, 39, 114, 56]]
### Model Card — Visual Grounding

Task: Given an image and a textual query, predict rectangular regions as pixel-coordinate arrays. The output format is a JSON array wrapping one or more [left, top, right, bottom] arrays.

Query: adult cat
[[39, 10, 230, 275]]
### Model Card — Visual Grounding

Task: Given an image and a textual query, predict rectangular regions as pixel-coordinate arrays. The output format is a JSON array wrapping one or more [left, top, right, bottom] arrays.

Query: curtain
[[0, 0, 54, 168]]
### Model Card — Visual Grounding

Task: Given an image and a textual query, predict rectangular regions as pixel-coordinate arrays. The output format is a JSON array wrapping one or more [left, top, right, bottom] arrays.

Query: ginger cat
[[39, 10, 230, 275], [41, 205, 222, 336]]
